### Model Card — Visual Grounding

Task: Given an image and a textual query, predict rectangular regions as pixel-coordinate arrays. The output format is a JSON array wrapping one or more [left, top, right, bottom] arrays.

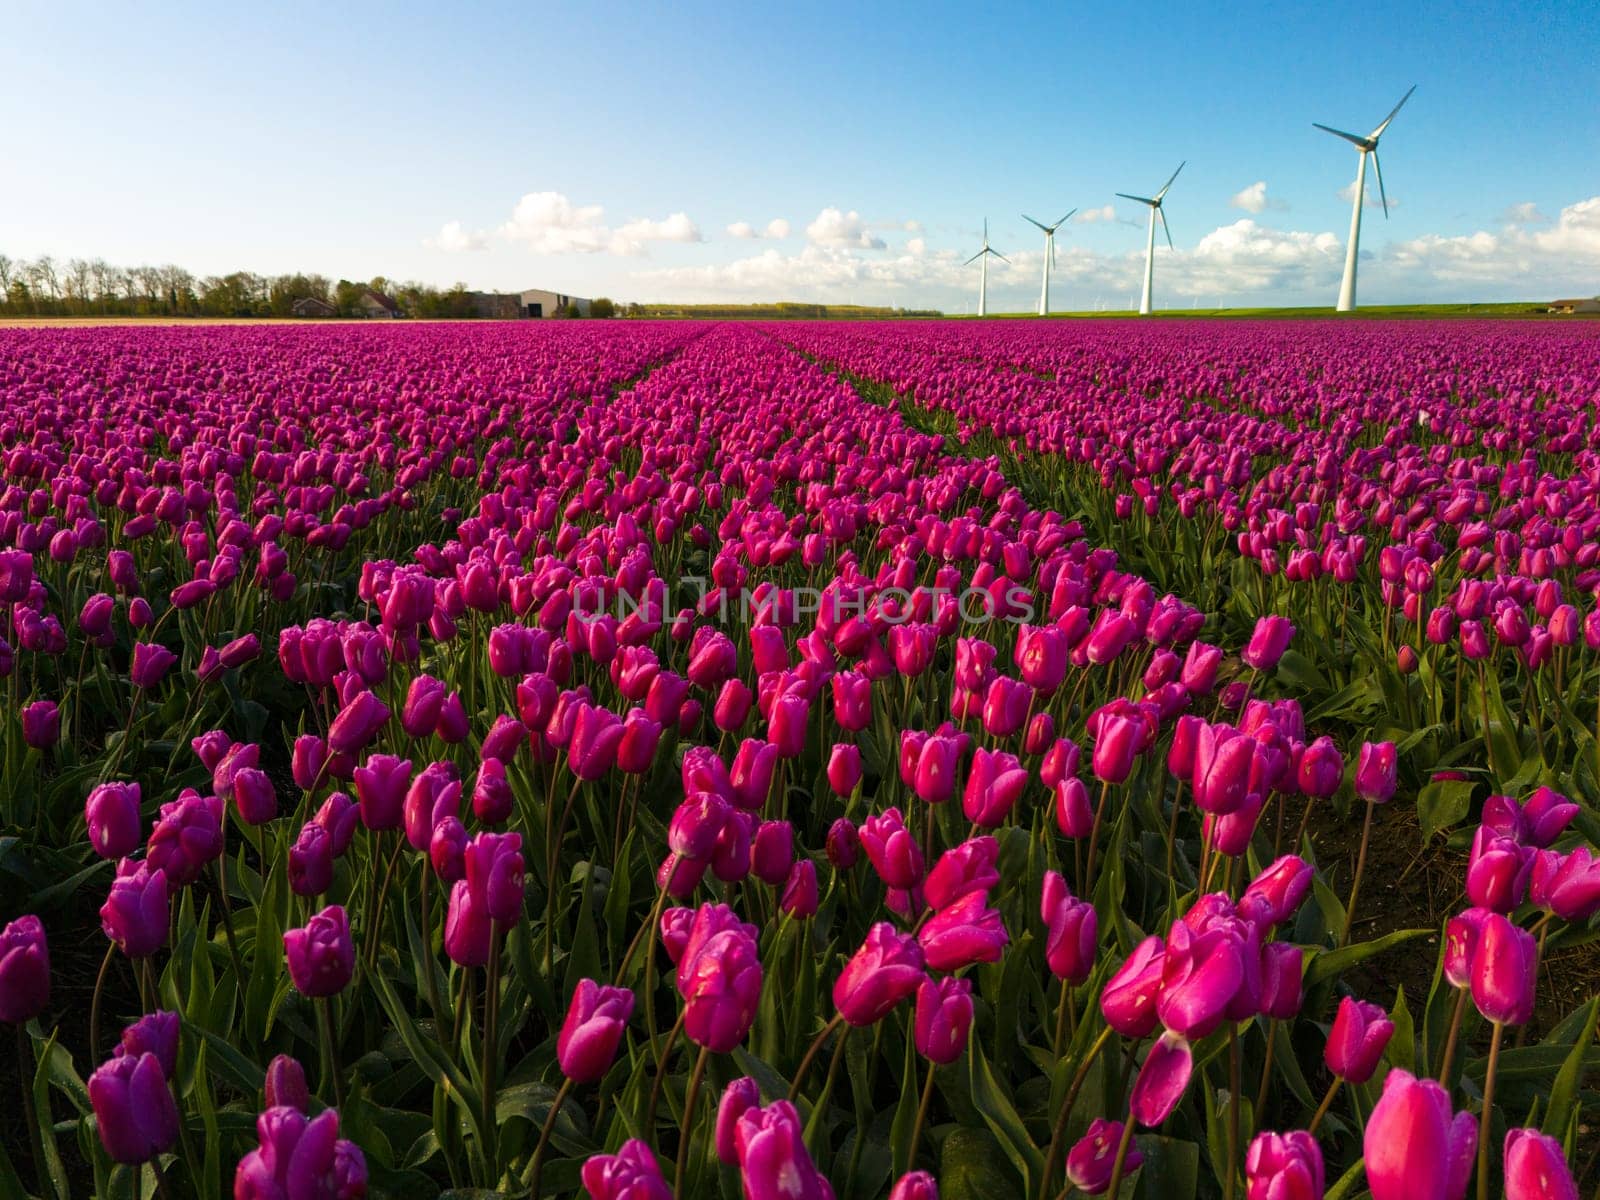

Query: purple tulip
[[888, 1170, 940, 1200], [558, 978, 635, 1083], [234, 1106, 368, 1199], [1354, 740, 1397, 804], [581, 1138, 671, 1200], [1067, 1119, 1144, 1195], [681, 928, 762, 1052], [353, 753, 410, 830], [1040, 870, 1097, 984], [1101, 935, 1166, 1038], [114, 1011, 179, 1078], [130, 642, 178, 688], [716, 1076, 762, 1164], [1241, 614, 1294, 671], [859, 807, 925, 889], [913, 975, 973, 1064], [1364, 1069, 1476, 1200], [917, 891, 1008, 972], [85, 781, 142, 860], [21, 700, 59, 749], [1245, 1131, 1324, 1200], [1325, 996, 1394, 1083], [1469, 911, 1537, 1025], [1503, 1128, 1579, 1200], [283, 904, 354, 997], [88, 1051, 178, 1164], [264, 1054, 311, 1112], [0, 915, 50, 1024], [101, 861, 168, 958], [834, 922, 924, 1027], [733, 1099, 832, 1200]]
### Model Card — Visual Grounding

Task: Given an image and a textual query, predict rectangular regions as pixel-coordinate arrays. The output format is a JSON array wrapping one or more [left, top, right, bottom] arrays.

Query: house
[[357, 290, 400, 319], [468, 292, 522, 320], [519, 288, 590, 318], [1548, 298, 1600, 314], [291, 296, 338, 318]]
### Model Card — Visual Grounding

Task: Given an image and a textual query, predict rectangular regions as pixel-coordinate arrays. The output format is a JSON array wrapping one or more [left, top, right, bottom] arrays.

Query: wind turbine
[[1022, 209, 1076, 316], [1316, 85, 1415, 311], [1116, 162, 1184, 316], [963, 219, 1008, 317]]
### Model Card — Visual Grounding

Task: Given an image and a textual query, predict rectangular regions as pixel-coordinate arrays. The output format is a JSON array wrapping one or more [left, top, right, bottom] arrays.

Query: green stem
[[1437, 988, 1469, 1084], [480, 930, 503, 1179], [320, 997, 345, 1111], [1340, 799, 1376, 948], [788, 1012, 847, 1101], [907, 1059, 938, 1169], [527, 1075, 575, 1200], [1477, 1021, 1504, 1200], [1040, 1024, 1117, 1200], [676, 1044, 711, 1191], [1307, 1077, 1341, 1135], [1100, 1111, 1140, 1200], [16, 1027, 46, 1200], [1225, 1023, 1241, 1200]]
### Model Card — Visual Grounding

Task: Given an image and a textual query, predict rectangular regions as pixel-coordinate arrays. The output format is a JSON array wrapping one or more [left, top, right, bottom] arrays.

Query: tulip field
[[4, 318, 1600, 1200]]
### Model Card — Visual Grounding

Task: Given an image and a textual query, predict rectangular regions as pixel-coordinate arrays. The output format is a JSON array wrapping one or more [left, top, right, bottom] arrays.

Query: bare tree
[[0, 254, 12, 301]]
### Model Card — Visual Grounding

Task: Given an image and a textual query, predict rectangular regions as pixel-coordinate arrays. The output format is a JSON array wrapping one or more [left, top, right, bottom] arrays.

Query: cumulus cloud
[[1075, 206, 1117, 224], [1228, 182, 1287, 215], [1499, 201, 1548, 226], [806, 207, 886, 249], [726, 218, 791, 240], [424, 220, 488, 252], [490, 191, 700, 257]]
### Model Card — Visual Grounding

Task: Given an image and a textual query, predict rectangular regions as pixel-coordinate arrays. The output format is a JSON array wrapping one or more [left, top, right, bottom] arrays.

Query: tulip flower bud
[[1354, 740, 1397, 804], [1466, 825, 1533, 913], [716, 1076, 762, 1165], [0, 915, 50, 1024], [732, 1101, 831, 1200], [465, 831, 524, 924], [962, 747, 1029, 827], [353, 753, 410, 831], [1364, 1069, 1476, 1200], [1101, 935, 1166, 1037], [889, 1170, 940, 1200], [288, 822, 334, 897], [918, 891, 1008, 972], [88, 1052, 178, 1164], [751, 820, 794, 886], [85, 781, 143, 861], [429, 816, 468, 883], [914, 976, 973, 1065], [283, 904, 354, 997], [1295, 735, 1343, 798], [834, 923, 924, 1026], [263, 1054, 310, 1112], [1245, 1131, 1324, 1200], [1054, 776, 1094, 839], [21, 700, 59, 750], [825, 818, 860, 869], [780, 859, 819, 918], [1238, 855, 1313, 928], [130, 642, 178, 689], [860, 808, 924, 889], [444, 878, 492, 967], [1469, 911, 1537, 1025], [826, 743, 862, 797], [1067, 1119, 1143, 1196], [1040, 870, 1097, 984], [101, 862, 168, 958], [681, 928, 762, 1052], [1325, 996, 1394, 1083], [1502, 1128, 1579, 1200], [558, 978, 635, 1083], [1130, 1029, 1193, 1126]]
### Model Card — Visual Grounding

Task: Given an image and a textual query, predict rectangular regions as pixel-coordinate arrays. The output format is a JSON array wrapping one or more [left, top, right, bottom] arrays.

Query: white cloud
[[1075, 206, 1117, 224], [424, 220, 488, 252], [906, 237, 926, 256], [1339, 181, 1399, 210], [1228, 181, 1287, 215], [609, 212, 701, 256], [806, 207, 886, 249], [1499, 201, 1548, 226], [494, 191, 700, 257], [726, 218, 792, 240]]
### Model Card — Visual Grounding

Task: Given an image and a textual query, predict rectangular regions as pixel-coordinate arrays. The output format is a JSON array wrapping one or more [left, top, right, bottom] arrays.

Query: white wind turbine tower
[[964, 219, 1008, 317], [1116, 162, 1184, 315], [1022, 209, 1076, 316], [1316, 85, 1415, 312]]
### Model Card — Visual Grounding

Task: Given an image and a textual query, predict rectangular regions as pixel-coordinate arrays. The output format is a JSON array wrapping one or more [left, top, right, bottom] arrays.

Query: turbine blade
[[1372, 150, 1390, 218], [1370, 84, 1416, 140], [1115, 193, 1155, 205], [993, 251, 1010, 263], [1156, 160, 1185, 200], [1055, 209, 1075, 228], [963, 250, 984, 266], [1022, 214, 1048, 231], [1159, 207, 1173, 250], [1313, 122, 1369, 149]]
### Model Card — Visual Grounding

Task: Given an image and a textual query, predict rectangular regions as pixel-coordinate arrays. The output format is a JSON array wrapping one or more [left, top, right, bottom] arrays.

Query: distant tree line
[[0, 252, 621, 319]]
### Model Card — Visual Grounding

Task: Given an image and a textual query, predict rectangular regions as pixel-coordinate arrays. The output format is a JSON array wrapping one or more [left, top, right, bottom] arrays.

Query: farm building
[[291, 296, 338, 318], [519, 288, 590, 318], [357, 290, 400, 318], [468, 292, 522, 320], [1548, 297, 1600, 314]]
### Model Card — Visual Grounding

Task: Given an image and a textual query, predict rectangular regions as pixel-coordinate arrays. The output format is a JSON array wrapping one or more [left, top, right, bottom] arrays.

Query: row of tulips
[[0, 320, 1594, 1200]]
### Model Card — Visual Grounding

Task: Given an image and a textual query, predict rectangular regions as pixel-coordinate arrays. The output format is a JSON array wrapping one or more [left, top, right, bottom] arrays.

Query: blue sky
[[2, 0, 1597, 309]]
